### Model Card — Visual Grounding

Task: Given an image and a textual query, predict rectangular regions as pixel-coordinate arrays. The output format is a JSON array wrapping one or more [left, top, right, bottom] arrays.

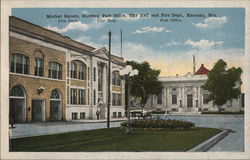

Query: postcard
[[1, 0, 250, 159]]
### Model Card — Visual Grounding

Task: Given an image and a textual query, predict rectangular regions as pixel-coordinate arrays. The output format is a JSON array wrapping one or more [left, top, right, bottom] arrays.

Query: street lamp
[[120, 65, 138, 135]]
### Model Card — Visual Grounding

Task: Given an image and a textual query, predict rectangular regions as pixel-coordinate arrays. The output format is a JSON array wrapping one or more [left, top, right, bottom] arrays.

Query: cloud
[[193, 16, 228, 29], [111, 41, 243, 77], [132, 26, 171, 34], [160, 41, 182, 48], [185, 39, 223, 49], [75, 35, 103, 48], [46, 21, 88, 33]]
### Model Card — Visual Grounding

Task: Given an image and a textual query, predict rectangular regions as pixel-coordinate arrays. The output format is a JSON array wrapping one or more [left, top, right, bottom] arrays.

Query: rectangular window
[[11, 53, 29, 74], [48, 62, 62, 79], [79, 65, 86, 80], [80, 112, 85, 119], [118, 112, 122, 118], [71, 88, 77, 104], [203, 94, 209, 104], [79, 89, 86, 105], [112, 93, 122, 106], [172, 94, 177, 105], [172, 88, 177, 91], [71, 63, 77, 79], [34, 58, 44, 77], [93, 90, 96, 105], [72, 112, 77, 120], [157, 93, 162, 104], [94, 67, 96, 81], [113, 112, 117, 118]]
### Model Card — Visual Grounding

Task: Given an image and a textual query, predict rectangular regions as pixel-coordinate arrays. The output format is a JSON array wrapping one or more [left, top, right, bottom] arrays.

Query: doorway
[[32, 100, 45, 122], [187, 94, 193, 108]]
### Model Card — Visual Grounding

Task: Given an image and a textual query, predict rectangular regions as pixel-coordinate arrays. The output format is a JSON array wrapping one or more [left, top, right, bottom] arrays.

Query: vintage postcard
[[1, 0, 250, 159]]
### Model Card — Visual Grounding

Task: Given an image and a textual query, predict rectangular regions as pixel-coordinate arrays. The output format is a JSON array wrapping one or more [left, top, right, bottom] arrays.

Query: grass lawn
[[10, 127, 221, 152]]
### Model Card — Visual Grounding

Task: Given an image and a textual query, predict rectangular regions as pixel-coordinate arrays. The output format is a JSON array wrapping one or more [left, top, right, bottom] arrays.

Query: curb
[[187, 129, 230, 152]]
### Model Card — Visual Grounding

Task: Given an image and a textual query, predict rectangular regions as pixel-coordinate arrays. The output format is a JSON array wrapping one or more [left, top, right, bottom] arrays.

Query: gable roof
[[195, 64, 209, 75]]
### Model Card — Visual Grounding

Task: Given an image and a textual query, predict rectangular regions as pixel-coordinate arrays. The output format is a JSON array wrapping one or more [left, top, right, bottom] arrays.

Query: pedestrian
[[96, 109, 100, 120]]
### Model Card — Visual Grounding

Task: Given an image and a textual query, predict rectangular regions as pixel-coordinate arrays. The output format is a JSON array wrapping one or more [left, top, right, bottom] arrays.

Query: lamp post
[[120, 65, 138, 135]]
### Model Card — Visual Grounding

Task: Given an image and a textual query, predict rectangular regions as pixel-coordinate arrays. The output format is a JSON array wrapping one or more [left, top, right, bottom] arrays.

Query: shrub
[[120, 119, 195, 131]]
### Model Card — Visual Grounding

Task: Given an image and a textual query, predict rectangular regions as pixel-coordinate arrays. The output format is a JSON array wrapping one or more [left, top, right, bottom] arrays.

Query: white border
[[1, 0, 250, 159]]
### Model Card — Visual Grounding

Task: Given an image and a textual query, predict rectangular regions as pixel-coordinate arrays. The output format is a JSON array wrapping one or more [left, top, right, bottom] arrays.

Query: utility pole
[[107, 31, 111, 128]]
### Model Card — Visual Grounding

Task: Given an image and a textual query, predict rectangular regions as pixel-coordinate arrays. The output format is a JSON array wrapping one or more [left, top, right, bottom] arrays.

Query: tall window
[[157, 93, 162, 104], [71, 62, 77, 78], [79, 89, 86, 105], [70, 88, 77, 104], [79, 64, 86, 80], [203, 94, 209, 104], [11, 53, 29, 74], [93, 67, 96, 81], [48, 62, 62, 79], [112, 93, 122, 106], [34, 58, 44, 77], [98, 69, 103, 91], [172, 94, 177, 105], [112, 71, 121, 86], [93, 90, 96, 105]]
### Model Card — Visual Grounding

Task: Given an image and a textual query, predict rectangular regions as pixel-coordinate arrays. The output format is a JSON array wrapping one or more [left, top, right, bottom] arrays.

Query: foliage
[[202, 59, 242, 112], [201, 111, 244, 115], [120, 119, 195, 131], [125, 61, 163, 110]]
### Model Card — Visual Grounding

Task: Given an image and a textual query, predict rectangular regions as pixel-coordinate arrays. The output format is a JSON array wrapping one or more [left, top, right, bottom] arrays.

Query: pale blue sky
[[12, 8, 245, 76]]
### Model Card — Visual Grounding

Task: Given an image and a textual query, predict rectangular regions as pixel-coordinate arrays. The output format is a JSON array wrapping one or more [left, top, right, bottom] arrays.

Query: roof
[[9, 16, 95, 52], [159, 72, 207, 82], [195, 64, 209, 75]]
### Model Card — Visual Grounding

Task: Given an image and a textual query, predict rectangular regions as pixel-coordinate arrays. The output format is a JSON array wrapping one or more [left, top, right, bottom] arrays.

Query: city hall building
[[144, 64, 243, 113], [9, 16, 125, 123]]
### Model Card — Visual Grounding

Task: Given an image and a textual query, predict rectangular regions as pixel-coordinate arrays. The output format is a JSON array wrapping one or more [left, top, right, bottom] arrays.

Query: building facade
[[144, 64, 243, 113], [9, 16, 125, 123]]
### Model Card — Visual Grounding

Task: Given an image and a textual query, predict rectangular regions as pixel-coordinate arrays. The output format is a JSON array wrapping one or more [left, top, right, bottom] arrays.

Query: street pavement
[[162, 114, 244, 152], [10, 118, 126, 139]]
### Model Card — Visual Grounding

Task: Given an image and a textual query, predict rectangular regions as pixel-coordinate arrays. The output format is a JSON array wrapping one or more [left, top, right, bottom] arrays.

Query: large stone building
[[144, 64, 243, 113], [9, 16, 125, 123]]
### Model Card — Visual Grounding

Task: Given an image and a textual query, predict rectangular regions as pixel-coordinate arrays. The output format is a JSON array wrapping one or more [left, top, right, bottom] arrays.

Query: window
[[79, 89, 86, 105], [71, 88, 77, 104], [157, 93, 162, 104], [112, 71, 121, 86], [11, 53, 29, 74], [203, 94, 209, 104], [112, 93, 122, 106], [79, 64, 86, 80], [98, 69, 103, 91], [172, 94, 177, 105], [93, 67, 96, 81], [34, 58, 44, 77], [71, 62, 77, 78], [10, 85, 24, 97], [113, 112, 117, 118], [50, 89, 60, 99], [118, 112, 122, 118], [80, 112, 85, 119], [72, 113, 77, 120], [48, 62, 62, 79], [93, 90, 96, 105]]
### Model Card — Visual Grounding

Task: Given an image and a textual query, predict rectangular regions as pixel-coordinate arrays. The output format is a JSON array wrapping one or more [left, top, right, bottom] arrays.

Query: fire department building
[[9, 16, 125, 123]]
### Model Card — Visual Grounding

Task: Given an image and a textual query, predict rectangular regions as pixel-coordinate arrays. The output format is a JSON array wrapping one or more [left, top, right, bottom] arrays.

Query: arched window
[[48, 62, 62, 79], [34, 58, 44, 77], [10, 85, 25, 97], [11, 53, 29, 74], [50, 89, 60, 99], [79, 64, 86, 80], [112, 71, 121, 86], [71, 62, 77, 78]]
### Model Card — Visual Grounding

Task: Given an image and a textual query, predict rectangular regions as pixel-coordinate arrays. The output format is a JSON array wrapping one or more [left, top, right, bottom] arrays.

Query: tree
[[125, 61, 163, 112], [202, 59, 242, 112]]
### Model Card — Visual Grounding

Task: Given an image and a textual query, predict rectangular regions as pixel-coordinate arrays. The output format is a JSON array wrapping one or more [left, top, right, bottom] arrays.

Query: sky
[[12, 8, 245, 76]]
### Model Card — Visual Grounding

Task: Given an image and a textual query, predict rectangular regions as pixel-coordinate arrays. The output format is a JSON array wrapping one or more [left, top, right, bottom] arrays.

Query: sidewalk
[[10, 118, 127, 139]]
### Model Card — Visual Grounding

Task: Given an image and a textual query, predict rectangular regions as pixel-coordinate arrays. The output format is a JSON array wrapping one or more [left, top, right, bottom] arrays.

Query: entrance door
[[50, 101, 60, 120], [32, 100, 44, 122], [10, 99, 25, 123], [187, 94, 193, 108]]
